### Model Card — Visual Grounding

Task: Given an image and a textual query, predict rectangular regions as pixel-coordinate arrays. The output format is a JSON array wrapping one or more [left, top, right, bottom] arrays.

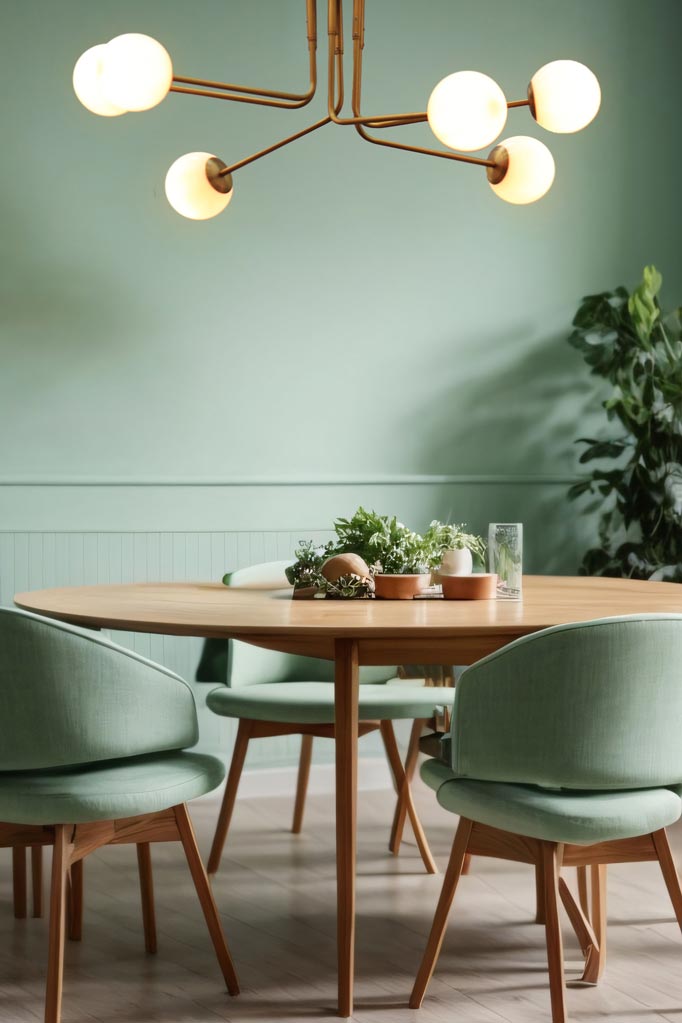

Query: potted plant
[[424, 521, 486, 578], [333, 508, 433, 599], [568, 265, 682, 581]]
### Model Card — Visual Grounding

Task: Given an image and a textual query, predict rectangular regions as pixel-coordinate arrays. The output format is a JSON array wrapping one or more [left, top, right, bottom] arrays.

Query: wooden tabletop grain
[[14, 575, 682, 663]]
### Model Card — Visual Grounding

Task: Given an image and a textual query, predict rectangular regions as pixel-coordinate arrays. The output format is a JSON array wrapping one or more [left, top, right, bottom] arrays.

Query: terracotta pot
[[373, 573, 431, 600], [442, 573, 497, 600]]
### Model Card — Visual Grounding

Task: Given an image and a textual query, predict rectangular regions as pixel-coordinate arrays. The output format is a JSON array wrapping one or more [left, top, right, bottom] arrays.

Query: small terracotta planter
[[442, 573, 497, 600], [373, 573, 431, 600]]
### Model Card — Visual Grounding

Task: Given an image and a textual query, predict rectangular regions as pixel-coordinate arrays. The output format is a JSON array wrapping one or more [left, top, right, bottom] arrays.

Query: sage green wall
[[0, 1, 680, 760]]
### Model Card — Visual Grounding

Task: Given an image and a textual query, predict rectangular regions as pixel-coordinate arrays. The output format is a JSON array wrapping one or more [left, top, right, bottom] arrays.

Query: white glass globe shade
[[531, 60, 601, 133], [165, 153, 233, 220], [73, 45, 125, 117], [427, 71, 507, 152], [100, 33, 172, 112], [488, 136, 555, 205]]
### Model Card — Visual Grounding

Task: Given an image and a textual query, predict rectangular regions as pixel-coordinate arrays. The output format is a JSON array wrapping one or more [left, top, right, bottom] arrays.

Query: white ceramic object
[[440, 548, 473, 576]]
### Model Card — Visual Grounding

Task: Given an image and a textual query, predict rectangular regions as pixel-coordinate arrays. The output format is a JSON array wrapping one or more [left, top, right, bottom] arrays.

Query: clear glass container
[[488, 523, 523, 600]]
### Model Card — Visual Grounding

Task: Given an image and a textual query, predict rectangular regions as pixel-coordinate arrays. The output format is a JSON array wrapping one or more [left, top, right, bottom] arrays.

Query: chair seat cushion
[[206, 681, 455, 724], [421, 757, 457, 792], [0, 751, 225, 824], [433, 775, 682, 844]]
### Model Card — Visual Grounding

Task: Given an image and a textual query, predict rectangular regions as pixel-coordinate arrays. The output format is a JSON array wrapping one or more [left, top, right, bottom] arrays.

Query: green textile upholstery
[[451, 615, 682, 791], [420, 757, 457, 793], [420, 614, 682, 847], [0, 751, 224, 825], [207, 681, 455, 724], [432, 776, 682, 844], [0, 608, 198, 771]]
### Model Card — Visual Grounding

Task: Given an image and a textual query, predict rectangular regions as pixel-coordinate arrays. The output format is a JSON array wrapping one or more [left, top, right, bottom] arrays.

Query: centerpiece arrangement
[[283, 507, 486, 600]]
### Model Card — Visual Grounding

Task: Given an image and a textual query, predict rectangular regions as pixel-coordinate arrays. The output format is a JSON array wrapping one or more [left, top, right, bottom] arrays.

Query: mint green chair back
[[452, 614, 682, 791], [198, 561, 394, 687], [0, 607, 198, 772]]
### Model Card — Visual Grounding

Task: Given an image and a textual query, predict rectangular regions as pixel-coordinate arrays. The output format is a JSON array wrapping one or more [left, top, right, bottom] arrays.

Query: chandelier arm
[[170, 0, 317, 106], [365, 115, 428, 128], [169, 84, 315, 109], [217, 116, 332, 176], [354, 122, 496, 169], [508, 98, 531, 108]]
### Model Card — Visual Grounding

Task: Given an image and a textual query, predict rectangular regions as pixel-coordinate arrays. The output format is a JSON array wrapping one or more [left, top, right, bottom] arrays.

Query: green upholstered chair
[[411, 615, 682, 1023], [198, 561, 456, 876], [0, 607, 239, 1023]]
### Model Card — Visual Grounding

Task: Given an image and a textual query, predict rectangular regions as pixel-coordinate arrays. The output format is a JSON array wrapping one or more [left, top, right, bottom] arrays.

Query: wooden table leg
[[334, 638, 359, 1018]]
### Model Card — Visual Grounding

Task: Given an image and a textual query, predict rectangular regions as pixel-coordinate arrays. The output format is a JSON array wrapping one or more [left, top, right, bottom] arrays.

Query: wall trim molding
[[0, 473, 581, 487]]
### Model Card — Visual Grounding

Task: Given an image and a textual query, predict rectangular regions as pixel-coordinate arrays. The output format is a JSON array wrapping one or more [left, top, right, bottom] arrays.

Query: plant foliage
[[282, 508, 485, 594], [568, 265, 682, 581]]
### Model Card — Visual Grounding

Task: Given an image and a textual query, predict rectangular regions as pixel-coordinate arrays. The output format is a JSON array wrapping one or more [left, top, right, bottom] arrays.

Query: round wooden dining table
[[15, 574, 682, 1017]]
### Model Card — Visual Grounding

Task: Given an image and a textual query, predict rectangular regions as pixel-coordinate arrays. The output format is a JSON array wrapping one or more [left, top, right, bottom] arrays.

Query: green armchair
[[0, 606, 239, 1023], [411, 614, 682, 1023]]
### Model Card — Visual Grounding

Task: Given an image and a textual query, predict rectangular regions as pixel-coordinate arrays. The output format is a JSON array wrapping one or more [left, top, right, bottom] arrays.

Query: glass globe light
[[165, 153, 234, 220], [427, 71, 507, 152], [487, 136, 555, 205], [100, 33, 172, 112], [73, 44, 126, 117], [530, 60, 601, 133]]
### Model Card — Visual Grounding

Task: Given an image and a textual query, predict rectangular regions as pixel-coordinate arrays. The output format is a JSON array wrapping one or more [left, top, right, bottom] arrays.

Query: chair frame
[[207, 716, 439, 875], [1, 804, 239, 1023], [410, 817, 682, 1023]]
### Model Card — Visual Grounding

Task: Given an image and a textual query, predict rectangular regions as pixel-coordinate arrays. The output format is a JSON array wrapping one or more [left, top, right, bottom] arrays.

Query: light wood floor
[[1, 771, 681, 1023]]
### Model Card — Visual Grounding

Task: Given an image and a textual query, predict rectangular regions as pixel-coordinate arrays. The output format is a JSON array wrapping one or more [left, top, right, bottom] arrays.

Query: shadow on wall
[[415, 324, 603, 573]]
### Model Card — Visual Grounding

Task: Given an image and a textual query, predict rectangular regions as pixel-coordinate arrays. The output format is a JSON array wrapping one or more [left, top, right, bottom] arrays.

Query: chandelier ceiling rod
[[72, 0, 602, 216]]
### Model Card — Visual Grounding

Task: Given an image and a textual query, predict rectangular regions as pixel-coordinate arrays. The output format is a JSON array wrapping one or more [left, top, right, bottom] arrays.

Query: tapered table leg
[[334, 638, 359, 1018]]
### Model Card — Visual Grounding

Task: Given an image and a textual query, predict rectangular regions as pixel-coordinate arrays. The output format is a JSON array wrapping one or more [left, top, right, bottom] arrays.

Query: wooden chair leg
[[389, 718, 424, 854], [577, 865, 589, 917], [590, 863, 607, 981], [136, 842, 157, 953], [379, 721, 437, 874], [535, 860, 546, 924], [12, 846, 27, 919], [558, 876, 600, 984], [410, 817, 473, 1008], [45, 825, 71, 1023], [542, 842, 567, 1023], [31, 845, 43, 918], [652, 829, 682, 931], [207, 719, 252, 875], [67, 860, 83, 942], [173, 804, 239, 995], [291, 734, 314, 834]]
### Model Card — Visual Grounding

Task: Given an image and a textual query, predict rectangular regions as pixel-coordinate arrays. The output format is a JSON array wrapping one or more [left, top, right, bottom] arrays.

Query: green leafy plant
[[284, 539, 336, 589], [423, 521, 486, 564], [333, 507, 434, 574], [568, 265, 682, 581]]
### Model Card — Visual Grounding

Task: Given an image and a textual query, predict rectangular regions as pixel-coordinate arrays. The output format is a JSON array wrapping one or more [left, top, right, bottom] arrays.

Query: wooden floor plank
[[0, 773, 680, 1022]]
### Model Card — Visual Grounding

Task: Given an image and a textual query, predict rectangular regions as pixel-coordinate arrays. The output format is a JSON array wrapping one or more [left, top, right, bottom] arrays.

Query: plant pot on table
[[373, 573, 431, 600]]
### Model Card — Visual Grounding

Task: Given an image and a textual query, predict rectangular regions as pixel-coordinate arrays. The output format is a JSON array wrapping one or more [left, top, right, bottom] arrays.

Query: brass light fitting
[[72, 0, 601, 219]]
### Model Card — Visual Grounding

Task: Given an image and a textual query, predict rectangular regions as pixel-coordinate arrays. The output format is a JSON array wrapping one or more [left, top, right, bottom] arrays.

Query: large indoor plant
[[568, 265, 682, 581]]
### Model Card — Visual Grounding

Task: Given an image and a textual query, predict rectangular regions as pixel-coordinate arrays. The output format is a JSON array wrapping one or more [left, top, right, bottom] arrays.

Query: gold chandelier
[[73, 0, 601, 220]]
